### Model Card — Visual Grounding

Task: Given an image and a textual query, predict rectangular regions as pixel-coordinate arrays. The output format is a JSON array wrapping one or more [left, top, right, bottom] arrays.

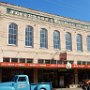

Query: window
[[18, 77, 26, 82], [11, 58, 18, 62], [77, 61, 82, 65], [26, 59, 33, 63], [51, 60, 56, 64], [19, 58, 25, 63], [76, 34, 83, 51], [25, 26, 33, 47], [40, 28, 48, 48], [57, 61, 63, 64], [87, 62, 90, 65], [3, 58, 10, 62], [65, 32, 72, 51], [8, 23, 18, 45], [87, 36, 90, 51], [38, 59, 44, 64], [45, 60, 50, 64], [53, 31, 60, 49]]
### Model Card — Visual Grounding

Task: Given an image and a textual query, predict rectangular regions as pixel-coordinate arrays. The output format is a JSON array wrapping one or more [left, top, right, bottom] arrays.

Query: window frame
[[25, 25, 33, 48], [76, 34, 83, 51], [53, 30, 60, 49], [40, 28, 48, 48], [8, 23, 18, 46], [65, 32, 72, 51], [87, 35, 90, 52]]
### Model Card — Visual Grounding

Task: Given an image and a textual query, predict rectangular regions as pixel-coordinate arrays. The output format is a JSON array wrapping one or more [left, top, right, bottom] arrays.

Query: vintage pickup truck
[[0, 75, 52, 90]]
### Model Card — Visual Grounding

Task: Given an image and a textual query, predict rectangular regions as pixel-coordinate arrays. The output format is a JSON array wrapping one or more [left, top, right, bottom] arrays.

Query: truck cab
[[0, 75, 52, 90], [13, 75, 30, 90]]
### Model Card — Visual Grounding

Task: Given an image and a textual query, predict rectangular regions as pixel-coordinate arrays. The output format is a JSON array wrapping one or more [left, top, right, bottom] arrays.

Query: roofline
[[0, 1, 90, 24]]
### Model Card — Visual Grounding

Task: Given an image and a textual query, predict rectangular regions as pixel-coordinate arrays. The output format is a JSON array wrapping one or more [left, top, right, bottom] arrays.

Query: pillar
[[74, 69, 78, 84], [33, 69, 38, 83], [0, 69, 2, 82]]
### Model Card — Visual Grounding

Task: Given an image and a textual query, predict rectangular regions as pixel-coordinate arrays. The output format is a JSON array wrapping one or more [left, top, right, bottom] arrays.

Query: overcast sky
[[0, 0, 90, 22]]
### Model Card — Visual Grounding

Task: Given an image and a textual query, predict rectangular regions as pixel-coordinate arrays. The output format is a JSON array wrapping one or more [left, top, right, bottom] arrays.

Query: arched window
[[87, 36, 90, 51], [76, 34, 82, 51], [65, 32, 72, 50], [25, 26, 33, 47], [8, 23, 18, 45], [40, 28, 48, 48], [53, 31, 60, 49]]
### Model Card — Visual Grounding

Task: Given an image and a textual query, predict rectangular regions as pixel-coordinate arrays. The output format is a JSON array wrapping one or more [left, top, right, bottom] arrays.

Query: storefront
[[1, 67, 34, 83], [0, 62, 90, 88], [0, 2, 90, 89], [38, 69, 74, 88]]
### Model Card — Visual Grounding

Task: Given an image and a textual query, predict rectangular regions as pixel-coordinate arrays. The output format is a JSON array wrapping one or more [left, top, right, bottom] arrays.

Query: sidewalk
[[53, 88, 82, 90]]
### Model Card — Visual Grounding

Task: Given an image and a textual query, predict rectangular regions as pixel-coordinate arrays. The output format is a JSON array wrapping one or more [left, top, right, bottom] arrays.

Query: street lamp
[[66, 62, 72, 88]]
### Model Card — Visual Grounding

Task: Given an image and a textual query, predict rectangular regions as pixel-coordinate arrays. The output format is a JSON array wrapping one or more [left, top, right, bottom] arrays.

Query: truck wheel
[[40, 88, 46, 90]]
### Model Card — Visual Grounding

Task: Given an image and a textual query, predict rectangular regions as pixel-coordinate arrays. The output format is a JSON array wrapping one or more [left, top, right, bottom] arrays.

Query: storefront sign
[[0, 62, 90, 69], [72, 64, 90, 69], [0, 62, 66, 68], [60, 53, 67, 61]]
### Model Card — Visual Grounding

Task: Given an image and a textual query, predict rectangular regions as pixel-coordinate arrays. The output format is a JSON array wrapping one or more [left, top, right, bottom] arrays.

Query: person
[[82, 80, 90, 90]]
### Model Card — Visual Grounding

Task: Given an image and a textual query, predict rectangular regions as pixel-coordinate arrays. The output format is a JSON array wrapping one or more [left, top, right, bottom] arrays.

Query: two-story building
[[0, 2, 90, 88]]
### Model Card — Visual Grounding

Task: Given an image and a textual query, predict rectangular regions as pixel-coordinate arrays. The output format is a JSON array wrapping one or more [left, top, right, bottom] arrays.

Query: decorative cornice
[[6, 8, 90, 30], [0, 2, 90, 30]]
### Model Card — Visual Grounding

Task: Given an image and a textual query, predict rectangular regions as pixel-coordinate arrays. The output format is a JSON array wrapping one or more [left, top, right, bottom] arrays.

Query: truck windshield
[[12, 76, 18, 82]]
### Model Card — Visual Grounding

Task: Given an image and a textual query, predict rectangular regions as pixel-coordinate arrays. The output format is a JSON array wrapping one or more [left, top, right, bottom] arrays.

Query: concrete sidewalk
[[53, 88, 82, 90]]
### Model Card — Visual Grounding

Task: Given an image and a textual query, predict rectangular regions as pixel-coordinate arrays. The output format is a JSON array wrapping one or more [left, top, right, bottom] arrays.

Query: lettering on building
[[6, 8, 90, 30]]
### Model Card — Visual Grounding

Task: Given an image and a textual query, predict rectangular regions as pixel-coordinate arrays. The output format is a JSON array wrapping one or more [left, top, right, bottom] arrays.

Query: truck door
[[16, 76, 30, 90]]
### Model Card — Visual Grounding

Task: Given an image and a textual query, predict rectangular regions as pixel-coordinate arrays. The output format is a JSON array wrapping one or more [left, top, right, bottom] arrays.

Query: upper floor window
[[25, 26, 33, 47], [76, 34, 83, 51], [87, 36, 90, 51], [53, 31, 60, 49], [40, 28, 48, 48], [8, 23, 18, 45], [65, 32, 72, 51]]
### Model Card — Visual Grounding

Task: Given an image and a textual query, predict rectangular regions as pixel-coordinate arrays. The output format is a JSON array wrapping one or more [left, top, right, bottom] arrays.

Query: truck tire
[[40, 88, 46, 90]]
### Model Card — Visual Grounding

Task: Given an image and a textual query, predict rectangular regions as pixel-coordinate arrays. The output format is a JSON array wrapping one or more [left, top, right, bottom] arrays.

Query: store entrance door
[[38, 69, 59, 88], [58, 69, 74, 88], [59, 76, 64, 88], [38, 69, 74, 88]]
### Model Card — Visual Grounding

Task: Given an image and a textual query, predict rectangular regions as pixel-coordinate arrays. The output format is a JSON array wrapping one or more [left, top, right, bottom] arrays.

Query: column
[[74, 69, 78, 84], [33, 69, 38, 83], [60, 30, 66, 51], [0, 69, 2, 82]]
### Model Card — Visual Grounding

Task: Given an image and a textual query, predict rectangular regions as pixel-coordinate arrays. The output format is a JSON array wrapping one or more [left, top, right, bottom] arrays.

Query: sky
[[0, 0, 90, 22]]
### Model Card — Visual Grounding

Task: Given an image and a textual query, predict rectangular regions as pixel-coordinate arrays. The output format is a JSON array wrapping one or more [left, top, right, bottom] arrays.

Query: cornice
[[0, 2, 90, 31]]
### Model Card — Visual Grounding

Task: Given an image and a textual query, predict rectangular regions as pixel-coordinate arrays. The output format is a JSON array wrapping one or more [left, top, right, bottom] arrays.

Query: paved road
[[53, 88, 82, 90]]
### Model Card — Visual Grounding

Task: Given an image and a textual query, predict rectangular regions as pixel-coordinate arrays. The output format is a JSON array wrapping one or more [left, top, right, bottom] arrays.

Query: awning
[[0, 62, 90, 69]]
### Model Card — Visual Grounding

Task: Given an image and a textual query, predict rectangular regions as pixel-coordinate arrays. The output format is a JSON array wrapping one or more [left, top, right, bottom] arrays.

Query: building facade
[[0, 2, 90, 88]]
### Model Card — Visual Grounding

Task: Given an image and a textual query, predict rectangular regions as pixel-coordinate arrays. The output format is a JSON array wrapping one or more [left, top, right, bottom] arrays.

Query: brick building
[[0, 2, 90, 88]]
